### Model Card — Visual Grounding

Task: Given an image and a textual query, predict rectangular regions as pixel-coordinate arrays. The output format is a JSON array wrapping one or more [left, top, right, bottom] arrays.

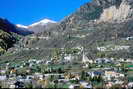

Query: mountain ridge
[[1, 0, 133, 62], [28, 19, 56, 27], [16, 19, 57, 34]]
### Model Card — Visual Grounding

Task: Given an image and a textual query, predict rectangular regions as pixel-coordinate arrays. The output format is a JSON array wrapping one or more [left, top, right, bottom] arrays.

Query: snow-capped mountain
[[28, 19, 57, 34], [16, 19, 57, 34], [29, 19, 56, 27], [16, 24, 28, 29]]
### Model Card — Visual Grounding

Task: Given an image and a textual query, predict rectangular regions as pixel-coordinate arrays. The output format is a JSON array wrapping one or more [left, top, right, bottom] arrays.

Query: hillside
[[0, 30, 19, 55], [0, 18, 33, 36], [1, 0, 133, 63], [0, 18, 22, 56]]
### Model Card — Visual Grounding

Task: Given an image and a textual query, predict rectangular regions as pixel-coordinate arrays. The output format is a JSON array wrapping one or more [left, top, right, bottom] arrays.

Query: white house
[[126, 37, 133, 40], [104, 71, 125, 81], [9, 85, 16, 88], [82, 50, 93, 64], [64, 54, 73, 62], [0, 75, 6, 81], [80, 81, 92, 88], [0, 70, 6, 74], [128, 82, 133, 88], [34, 73, 44, 80], [45, 60, 52, 65], [69, 84, 80, 89]]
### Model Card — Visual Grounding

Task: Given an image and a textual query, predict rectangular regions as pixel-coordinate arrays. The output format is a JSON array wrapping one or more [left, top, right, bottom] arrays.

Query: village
[[0, 47, 133, 88]]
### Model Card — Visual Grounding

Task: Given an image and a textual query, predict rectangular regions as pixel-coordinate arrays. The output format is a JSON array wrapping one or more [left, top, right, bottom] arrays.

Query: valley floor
[[0, 57, 133, 88]]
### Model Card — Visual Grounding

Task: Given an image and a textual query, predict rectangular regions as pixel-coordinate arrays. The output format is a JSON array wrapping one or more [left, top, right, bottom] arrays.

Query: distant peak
[[39, 19, 56, 24], [29, 19, 56, 27], [16, 24, 28, 29]]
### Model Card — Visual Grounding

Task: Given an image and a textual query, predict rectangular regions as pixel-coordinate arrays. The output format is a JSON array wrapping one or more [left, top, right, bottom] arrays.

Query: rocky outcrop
[[58, 0, 133, 31], [99, 0, 133, 22]]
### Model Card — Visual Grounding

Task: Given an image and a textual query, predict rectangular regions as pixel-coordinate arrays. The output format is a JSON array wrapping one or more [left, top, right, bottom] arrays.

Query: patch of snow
[[16, 24, 28, 29], [28, 19, 56, 27]]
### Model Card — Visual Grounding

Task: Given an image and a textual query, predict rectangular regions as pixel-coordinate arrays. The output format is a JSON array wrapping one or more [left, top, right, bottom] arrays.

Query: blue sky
[[0, 0, 91, 25]]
